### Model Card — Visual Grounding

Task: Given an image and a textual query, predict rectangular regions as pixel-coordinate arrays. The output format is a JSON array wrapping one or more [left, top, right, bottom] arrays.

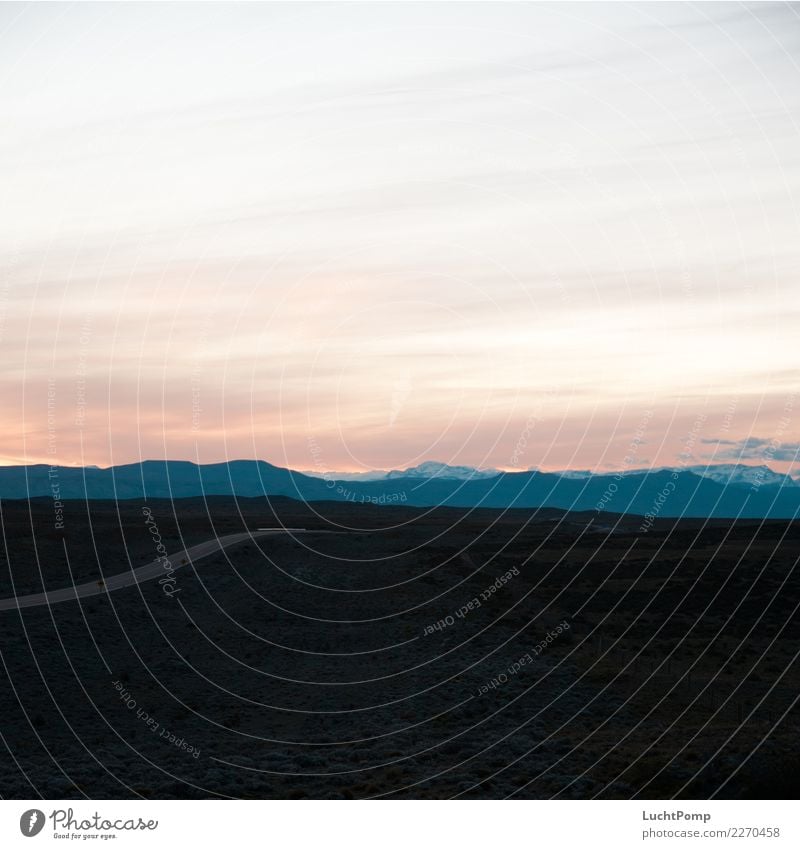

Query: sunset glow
[[2, 2, 798, 474]]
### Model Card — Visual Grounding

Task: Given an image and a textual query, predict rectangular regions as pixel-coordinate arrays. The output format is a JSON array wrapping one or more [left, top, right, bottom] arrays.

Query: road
[[0, 528, 312, 611]]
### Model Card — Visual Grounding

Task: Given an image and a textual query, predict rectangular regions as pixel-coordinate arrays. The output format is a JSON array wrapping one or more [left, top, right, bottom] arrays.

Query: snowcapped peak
[[386, 461, 500, 481]]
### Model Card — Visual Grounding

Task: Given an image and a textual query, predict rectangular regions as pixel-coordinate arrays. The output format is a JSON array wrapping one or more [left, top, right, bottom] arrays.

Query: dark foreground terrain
[[0, 496, 798, 799]]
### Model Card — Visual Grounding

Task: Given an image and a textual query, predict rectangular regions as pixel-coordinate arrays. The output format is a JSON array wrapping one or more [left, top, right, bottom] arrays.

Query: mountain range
[[300, 460, 798, 488], [300, 460, 501, 481], [550, 463, 798, 488], [2, 459, 799, 520]]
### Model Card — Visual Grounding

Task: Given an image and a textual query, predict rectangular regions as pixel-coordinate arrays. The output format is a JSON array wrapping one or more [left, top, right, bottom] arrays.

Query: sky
[[1, 1, 799, 474]]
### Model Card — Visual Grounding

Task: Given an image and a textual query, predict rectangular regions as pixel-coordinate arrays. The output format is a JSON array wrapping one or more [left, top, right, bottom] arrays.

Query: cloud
[[702, 437, 800, 462], [2, 3, 799, 471]]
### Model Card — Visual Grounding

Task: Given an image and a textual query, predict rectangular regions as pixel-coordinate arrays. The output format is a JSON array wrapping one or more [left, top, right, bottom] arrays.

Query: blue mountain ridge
[[1, 460, 798, 519]]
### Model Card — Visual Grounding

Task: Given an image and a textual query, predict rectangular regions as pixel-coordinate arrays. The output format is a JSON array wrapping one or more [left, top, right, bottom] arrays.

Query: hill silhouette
[[2, 460, 799, 519]]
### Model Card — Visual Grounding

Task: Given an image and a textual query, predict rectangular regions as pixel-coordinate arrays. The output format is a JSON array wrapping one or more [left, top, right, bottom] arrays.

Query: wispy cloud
[[0, 2, 798, 470], [702, 437, 800, 462]]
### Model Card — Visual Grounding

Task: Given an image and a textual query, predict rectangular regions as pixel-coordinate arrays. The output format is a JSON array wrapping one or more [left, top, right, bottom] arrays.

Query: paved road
[[0, 528, 312, 611]]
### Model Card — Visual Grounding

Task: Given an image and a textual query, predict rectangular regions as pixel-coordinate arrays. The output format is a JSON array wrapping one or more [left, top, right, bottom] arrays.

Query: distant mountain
[[385, 461, 500, 481], [299, 468, 389, 482], [550, 463, 797, 489], [0, 460, 332, 501], [545, 469, 594, 480], [1, 460, 799, 520], [302, 460, 500, 482], [680, 464, 797, 488]]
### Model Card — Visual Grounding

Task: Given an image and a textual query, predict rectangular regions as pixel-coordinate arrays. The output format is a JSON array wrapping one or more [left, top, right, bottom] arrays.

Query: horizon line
[[0, 457, 795, 478]]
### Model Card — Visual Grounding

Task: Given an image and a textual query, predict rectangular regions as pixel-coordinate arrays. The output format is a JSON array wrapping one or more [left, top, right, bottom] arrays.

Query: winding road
[[0, 528, 313, 611]]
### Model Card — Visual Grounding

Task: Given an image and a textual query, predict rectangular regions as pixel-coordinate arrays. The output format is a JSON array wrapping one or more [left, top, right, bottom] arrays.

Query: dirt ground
[[1, 497, 798, 799]]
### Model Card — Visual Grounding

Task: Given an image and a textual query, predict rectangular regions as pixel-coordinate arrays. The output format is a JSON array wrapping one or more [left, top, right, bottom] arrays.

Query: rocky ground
[[0, 497, 798, 799]]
